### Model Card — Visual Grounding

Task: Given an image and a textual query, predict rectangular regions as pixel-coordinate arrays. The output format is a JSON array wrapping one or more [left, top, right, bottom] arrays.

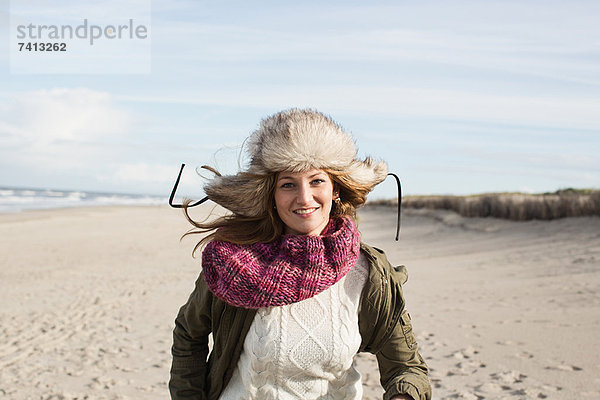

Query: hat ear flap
[[345, 158, 388, 187], [204, 174, 272, 217]]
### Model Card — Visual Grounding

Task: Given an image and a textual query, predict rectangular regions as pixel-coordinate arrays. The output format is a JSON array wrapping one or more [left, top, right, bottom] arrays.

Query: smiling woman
[[169, 109, 431, 400], [274, 169, 337, 236]]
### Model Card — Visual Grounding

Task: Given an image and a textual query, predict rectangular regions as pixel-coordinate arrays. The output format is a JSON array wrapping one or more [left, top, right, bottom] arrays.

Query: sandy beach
[[1, 205, 598, 399]]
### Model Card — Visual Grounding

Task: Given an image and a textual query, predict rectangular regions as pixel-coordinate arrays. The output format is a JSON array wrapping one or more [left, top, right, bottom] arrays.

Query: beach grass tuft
[[368, 189, 600, 220]]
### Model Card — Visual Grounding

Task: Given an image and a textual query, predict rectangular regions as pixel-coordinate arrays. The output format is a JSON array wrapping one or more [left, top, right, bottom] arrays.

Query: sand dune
[[1, 205, 598, 399]]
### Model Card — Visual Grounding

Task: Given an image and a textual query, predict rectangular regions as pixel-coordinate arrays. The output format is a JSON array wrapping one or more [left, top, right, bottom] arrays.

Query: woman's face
[[274, 169, 338, 236]]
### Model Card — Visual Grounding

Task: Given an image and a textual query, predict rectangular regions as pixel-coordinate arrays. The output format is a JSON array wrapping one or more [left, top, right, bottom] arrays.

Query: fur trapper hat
[[204, 108, 388, 217]]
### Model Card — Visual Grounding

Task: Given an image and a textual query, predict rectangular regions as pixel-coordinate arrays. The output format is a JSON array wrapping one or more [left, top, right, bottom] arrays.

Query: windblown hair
[[327, 168, 372, 218], [182, 169, 370, 256], [182, 173, 280, 256]]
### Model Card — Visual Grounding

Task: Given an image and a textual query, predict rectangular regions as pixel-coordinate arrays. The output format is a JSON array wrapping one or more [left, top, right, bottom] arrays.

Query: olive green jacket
[[170, 243, 431, 400]]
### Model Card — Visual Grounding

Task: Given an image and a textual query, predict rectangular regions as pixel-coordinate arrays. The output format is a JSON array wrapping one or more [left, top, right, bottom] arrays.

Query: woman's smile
[[293, 207, 319, 215], [274, 169, 338, 236]]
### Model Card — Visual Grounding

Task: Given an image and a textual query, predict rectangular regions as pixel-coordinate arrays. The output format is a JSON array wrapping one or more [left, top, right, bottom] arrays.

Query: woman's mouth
[[293, 207, 318, 215]]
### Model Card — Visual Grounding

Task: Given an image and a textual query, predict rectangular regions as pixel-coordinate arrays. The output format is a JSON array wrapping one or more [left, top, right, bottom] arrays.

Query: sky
[[0, 0, 599, 200]]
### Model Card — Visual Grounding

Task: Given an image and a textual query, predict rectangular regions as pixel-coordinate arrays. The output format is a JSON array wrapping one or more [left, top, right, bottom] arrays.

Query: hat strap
[[168, 164, 209, 208], [387, 172, 402, 241]]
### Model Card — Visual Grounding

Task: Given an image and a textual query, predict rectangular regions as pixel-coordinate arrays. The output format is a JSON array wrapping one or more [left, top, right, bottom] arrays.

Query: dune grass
[[368, 189, 600, 221]]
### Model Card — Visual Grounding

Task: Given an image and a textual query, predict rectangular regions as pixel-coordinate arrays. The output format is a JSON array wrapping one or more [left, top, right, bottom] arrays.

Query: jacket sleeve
[[376, 274, 431, 400], [169, 273, 213, 400]]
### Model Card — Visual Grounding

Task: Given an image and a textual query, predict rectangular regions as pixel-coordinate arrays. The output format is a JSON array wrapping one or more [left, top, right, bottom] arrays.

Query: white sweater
[[219, 253, 370, 400]]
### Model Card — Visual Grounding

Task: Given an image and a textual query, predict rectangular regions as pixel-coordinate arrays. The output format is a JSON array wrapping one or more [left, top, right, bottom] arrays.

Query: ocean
[[0, 187, 165, 213]]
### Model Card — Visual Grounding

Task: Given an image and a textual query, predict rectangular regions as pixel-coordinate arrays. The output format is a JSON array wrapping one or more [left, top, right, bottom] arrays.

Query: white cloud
[[150, 2, 599, 85], [111, 162, 177, 184], [118, 85, 600, 131], [0, 88, 134, 174], [0, 88, 150, 194], [2, 88, 130, 144]]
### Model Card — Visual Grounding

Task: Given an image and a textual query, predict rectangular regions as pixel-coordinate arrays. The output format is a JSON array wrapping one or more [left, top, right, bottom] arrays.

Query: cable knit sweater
[[218, 252, 370, 400]]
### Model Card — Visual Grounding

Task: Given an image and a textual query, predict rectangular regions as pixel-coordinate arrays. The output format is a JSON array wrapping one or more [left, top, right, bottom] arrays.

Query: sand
[[0, 205, 598, 399]]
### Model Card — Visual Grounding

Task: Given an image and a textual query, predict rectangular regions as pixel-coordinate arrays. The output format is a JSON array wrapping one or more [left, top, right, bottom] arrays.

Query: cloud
[[111, 162, 176, 184], [150, 2, 600, 85], [0, 87, 132, 168], [118, 85, 600, 131]]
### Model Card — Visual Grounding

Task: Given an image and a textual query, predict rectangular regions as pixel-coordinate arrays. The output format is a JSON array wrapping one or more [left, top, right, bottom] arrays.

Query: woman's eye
[[281, 182, 293, 188], [311, 179, 325, 185]]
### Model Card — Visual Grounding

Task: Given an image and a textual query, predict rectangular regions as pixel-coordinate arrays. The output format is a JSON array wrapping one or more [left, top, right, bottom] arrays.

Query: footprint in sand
[[490, 370, 527, 384], [444, 347, 486, 377], [429, 377, 443, 389], [474, 382, 504, 395], [515, 350, 534, 359], [447, 346, 479, 360], [455, 359, 486, 373], [545, 364, 583, 371], [484, 370, 556, 399], [495, 340, 515, 345]]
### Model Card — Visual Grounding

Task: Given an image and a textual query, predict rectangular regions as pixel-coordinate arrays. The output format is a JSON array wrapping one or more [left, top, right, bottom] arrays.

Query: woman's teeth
[[294, 208, 317, 214]]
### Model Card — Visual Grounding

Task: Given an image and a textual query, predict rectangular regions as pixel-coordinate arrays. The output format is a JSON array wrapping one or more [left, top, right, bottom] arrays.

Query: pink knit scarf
[[201, 217, 361, 308]]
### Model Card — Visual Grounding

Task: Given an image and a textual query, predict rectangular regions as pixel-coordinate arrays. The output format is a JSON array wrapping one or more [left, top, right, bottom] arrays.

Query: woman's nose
[[296, 183, 313, 204]]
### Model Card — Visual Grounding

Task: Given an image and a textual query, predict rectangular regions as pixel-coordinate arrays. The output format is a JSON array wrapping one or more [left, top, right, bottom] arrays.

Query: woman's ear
[[330, 178, 340, 200]]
